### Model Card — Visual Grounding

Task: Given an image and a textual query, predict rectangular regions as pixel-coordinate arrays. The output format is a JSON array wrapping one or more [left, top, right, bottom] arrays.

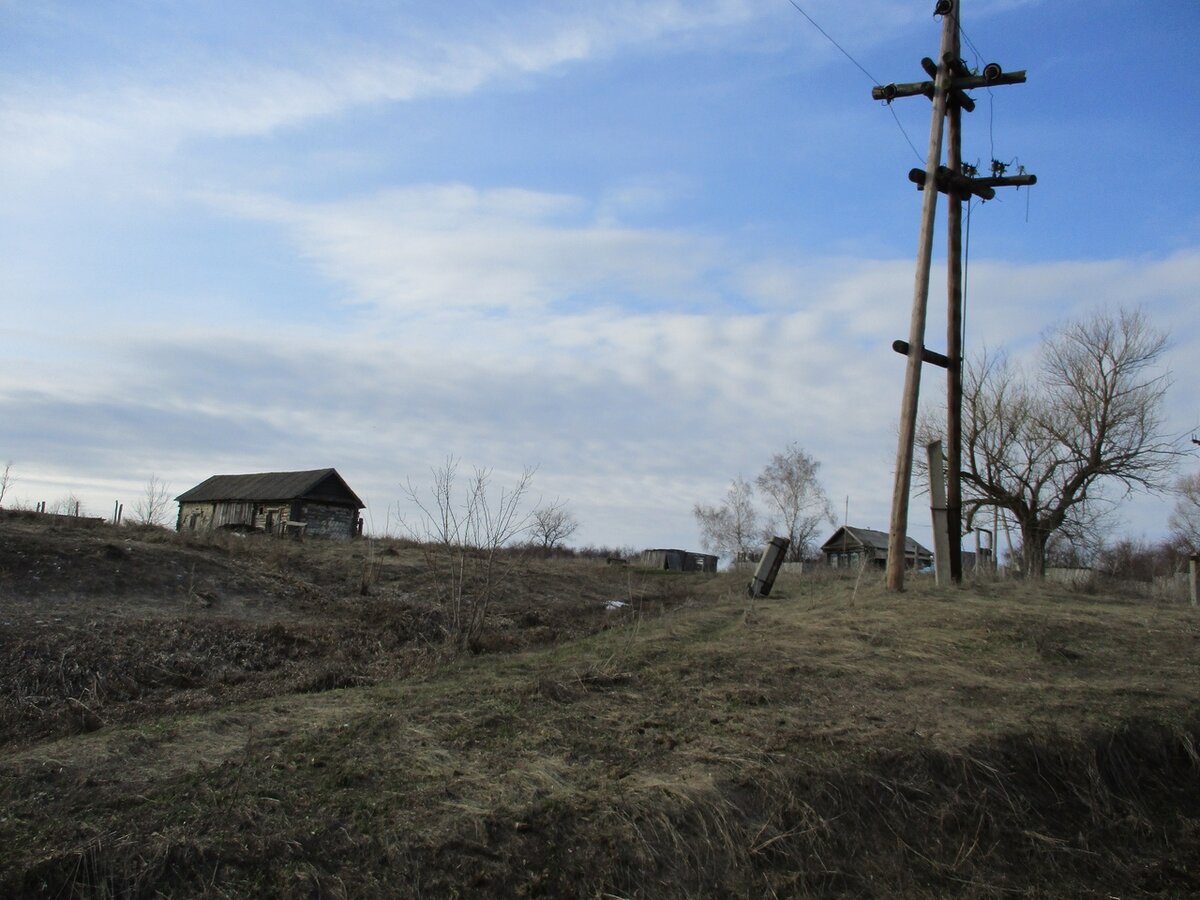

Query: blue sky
[[2, 0, 1199, 554]]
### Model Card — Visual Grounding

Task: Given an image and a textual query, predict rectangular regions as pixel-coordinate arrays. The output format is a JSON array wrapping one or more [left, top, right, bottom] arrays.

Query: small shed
[[176, 468, 364, 539], [820, 526, 933, 571], [639, 548, 719, 573]]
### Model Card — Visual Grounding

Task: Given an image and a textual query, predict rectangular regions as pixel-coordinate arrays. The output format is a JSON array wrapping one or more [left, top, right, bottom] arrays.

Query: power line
[[786, 0, 880, 84], [888, 104, 925, 163], [963, 198, 974, 356], [786, 0, 924, 162], [957, 22, 986, 67]]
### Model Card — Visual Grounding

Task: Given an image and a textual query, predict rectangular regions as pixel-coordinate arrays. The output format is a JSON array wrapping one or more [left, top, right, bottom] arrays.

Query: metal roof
[[175, 468, 363, 508]]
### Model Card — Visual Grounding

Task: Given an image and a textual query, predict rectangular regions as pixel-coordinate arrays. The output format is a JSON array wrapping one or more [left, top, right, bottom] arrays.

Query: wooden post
[[945, 21, 964, 585], [926, 440, 952, 586], [1190, 555, 1198, 607], [886, 6, 957, 591]]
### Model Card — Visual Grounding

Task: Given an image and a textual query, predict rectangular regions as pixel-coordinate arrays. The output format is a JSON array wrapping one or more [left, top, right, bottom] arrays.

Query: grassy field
[[2, 512, 1199, 897]]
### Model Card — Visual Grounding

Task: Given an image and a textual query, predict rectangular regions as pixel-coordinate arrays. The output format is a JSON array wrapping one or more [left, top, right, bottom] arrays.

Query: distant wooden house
[[176, 468, 364, 539], [820, 526, 933, 571], [639, 548, 719, 573]]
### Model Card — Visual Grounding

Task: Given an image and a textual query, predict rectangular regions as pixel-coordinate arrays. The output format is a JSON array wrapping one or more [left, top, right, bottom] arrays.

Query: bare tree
[[132, 474, 172, 526], [401, 457, 535, 652], [694, 476, 759, 563], [531, 502, 579, 550], [0, 461, 12, 508], [755, 443, 834, 562], [1169, 472, 1200, 554], [51, 493, 83, 516], [958, 307, 1181, 577]]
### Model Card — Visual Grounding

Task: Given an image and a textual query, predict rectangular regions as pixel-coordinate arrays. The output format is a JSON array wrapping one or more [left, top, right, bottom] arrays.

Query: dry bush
[[400, 458, 536, 652]]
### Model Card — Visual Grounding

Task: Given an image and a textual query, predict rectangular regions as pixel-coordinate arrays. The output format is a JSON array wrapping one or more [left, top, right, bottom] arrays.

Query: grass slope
[[2, 517, 1199, 897]]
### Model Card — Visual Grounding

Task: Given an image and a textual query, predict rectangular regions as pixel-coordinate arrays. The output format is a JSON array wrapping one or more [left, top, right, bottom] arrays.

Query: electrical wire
[[888, 104, 926, 163], [989, 91, 996, 164], [962, 198, 973, 358], [786, 0, 880, 84], [786, 0, 925, 163], [956, 22, 986, 68]]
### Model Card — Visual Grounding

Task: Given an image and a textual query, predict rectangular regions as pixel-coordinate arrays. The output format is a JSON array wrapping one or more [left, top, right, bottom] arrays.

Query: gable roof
[[176, 468, 363, 508], [820, 525, 932, 558]]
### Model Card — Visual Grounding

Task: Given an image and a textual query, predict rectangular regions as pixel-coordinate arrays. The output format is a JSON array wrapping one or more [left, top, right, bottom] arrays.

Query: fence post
[[1190, 555, 1198, 608]]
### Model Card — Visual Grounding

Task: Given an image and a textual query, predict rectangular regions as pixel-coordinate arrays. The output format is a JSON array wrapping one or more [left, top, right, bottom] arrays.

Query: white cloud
[[202, 185, 727, 315], [10, 235, 1197, 548], [0, 1, 769, 184]]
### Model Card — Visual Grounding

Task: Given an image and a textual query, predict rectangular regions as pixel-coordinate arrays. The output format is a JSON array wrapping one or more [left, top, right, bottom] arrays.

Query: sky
[[2, 0, 1199, 556]]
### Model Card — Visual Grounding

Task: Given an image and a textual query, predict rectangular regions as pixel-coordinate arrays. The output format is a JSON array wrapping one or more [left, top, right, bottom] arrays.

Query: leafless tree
[[1169, 472, 1200, 554], [51, 492, 83, 516], [755, 443, 834, 562], [401, 457, 535, 652], [1095, 536, 1182, 581], [132, 474, 172, 526], [958, 307, 1181, 577], [0, 461, 12, 508], [694, 476, 759, 563], [531, 502, 579, 550]]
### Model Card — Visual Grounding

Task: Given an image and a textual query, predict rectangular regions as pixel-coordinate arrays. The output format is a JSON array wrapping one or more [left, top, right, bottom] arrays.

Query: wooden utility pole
[[945, 21, 964, 584], [873, 0, 1035, 591], [884, 5, 956, 592]]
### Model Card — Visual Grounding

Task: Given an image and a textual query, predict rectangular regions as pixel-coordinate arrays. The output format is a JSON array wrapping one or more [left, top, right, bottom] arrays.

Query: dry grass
[[2, 514, 1199, 896], [0, 514, 692, 752]]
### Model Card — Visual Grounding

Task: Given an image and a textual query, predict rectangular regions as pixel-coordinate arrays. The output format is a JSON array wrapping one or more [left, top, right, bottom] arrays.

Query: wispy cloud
[[0, 1, 768, 182], [203, 185, 727, 314]]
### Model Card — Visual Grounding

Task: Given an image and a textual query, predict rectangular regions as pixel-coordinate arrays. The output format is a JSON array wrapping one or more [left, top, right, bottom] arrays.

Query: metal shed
[[639, 548, 719, 573]]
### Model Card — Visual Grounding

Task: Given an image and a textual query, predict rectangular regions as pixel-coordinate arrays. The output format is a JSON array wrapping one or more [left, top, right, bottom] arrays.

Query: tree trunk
[[1021, 523, 1049, 578]]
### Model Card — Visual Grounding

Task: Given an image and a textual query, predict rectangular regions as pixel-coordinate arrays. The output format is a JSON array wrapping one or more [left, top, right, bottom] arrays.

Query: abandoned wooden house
[[639, 548, 719, 573], [175, 468, 364, 539], [819, 525, 933, 571]]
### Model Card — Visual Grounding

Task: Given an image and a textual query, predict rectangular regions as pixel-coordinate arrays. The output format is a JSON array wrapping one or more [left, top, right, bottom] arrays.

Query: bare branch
[[399, 457, 536, 652], [755, 444, 834, 561], [952, 307, 1182, 576], [694, 476, 759, 563], [531, 502, 580, 550], [132, 474, 172, 526], [0, 461, 13, 508]]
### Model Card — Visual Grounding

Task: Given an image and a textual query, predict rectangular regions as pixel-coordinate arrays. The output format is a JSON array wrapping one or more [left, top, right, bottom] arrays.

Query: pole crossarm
[[921, 58, 976, 112], [909, 167, 995, 200], [892, 340, 950, 369], [909, 167, 1037, 201], [970, 174, 1038, 189], [871, 69, 1026, 104]]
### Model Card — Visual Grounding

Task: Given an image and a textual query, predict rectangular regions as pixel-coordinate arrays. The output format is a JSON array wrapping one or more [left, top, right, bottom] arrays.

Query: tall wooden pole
[[886, 6, 957, 591], [946, 19, 964, 584]]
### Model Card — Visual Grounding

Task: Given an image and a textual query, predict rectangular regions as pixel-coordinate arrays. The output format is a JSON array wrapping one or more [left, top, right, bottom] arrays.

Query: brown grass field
[[2, 510, 1199, 898]]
